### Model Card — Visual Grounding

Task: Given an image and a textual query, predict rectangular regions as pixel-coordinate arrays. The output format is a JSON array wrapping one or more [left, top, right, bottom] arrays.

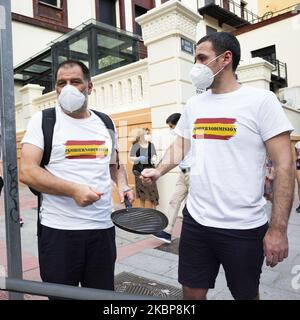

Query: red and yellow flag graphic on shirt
[[193, 118, 237, 140], [65, 140, 108, 159]]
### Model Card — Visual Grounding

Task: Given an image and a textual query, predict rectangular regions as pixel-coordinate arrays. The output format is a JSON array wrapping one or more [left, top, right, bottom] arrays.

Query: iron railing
[[259, 56, 288, 80], [201, 0, 260, 23]]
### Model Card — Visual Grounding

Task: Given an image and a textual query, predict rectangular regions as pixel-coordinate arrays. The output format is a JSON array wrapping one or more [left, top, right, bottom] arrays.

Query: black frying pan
[[111, 197, 168, 234]]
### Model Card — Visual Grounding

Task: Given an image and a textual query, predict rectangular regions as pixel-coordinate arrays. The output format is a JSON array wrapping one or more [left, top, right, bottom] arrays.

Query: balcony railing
[[270, 59, 288, 82], [198, 0, 260, 27]]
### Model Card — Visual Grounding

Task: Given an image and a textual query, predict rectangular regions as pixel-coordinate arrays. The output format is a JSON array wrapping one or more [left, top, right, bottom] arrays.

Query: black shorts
[[178, 207, 268, 300], [38, 225, 116, 292]]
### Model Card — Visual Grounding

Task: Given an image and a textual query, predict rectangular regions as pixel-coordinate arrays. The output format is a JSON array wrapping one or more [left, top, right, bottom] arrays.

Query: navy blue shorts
[[38, 225, 116, 292], [178, 207, 268, 300]]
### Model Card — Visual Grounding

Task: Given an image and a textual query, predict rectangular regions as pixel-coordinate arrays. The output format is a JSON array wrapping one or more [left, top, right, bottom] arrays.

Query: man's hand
[[119, 186, 135, 204], [140, 168, 162, 185], [263, 227, 289, 268], [72, 184, 103, 207]]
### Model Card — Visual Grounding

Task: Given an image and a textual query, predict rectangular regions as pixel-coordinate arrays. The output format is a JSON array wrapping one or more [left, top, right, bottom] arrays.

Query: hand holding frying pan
[[111, 196, 168, 234]]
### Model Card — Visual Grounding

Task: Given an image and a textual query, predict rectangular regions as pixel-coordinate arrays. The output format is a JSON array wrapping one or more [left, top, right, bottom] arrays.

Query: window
[[39, 0, 61, 7], [251, 45, 276, 64], [135, 5, 147, 36], [33, 0, 68, 26], [206, 25, 217, 35], [132, 1, 155, 35], [97, 0, 116, 27]]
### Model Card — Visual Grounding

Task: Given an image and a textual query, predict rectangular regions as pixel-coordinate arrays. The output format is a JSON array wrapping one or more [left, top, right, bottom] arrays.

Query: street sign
[[181, 37, 194, 55]]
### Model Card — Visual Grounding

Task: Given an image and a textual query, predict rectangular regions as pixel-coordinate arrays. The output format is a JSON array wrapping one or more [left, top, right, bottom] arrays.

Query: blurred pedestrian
[[130, 128, 159, 208], [153, 113, 191, 243]]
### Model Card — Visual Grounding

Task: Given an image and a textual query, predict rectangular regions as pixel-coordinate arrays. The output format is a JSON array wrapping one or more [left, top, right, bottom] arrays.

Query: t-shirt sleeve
[[258, 91, 294, 142], [21, 111, 44, 150], [173, 100, 192, 140]]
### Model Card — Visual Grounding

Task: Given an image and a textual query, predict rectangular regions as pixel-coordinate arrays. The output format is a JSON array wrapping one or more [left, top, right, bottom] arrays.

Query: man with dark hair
[[54, 60, 91, 82], [197, 32, 241, 71], [141, 32, 294, 300], [20, 60, 134, 295], [153, 113, 191, 243]]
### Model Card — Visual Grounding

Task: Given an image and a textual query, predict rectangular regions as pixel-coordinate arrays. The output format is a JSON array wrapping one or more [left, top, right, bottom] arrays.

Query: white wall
[[237, 14, 300, 87], [124, 0, 133, 32], [11, 0, 33, 17], [245, 0, 259, 16], [67, 0, 96, 29], [12, 22, 62, 66], [180, 0, 198, 12]]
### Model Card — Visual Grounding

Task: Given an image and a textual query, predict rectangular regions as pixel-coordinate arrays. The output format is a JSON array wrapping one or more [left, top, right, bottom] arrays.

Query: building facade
[[9, 0, 300, 211]]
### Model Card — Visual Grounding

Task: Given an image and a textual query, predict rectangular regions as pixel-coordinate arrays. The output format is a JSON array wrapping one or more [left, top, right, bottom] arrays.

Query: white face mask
[[144, 134, 152, 142], [189, 53, 225, 91], [58, 84, 86, 113], [169, 128, 176, 135]]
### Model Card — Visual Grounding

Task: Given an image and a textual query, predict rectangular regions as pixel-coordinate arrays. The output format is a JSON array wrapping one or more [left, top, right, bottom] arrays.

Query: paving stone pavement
[[1, 185, 300, 300]]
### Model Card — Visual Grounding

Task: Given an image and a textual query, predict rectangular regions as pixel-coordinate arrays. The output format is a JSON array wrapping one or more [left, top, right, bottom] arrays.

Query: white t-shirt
[[175, 85, 294, 229], [21, 106, 116, 230]]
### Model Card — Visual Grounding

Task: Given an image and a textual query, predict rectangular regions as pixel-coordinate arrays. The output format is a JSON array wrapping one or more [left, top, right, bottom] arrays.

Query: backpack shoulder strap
[[35, 107, 56, 237], [91, 109, 115, 151], [41, 107, 56, 167], [91, 109, 119, 168]]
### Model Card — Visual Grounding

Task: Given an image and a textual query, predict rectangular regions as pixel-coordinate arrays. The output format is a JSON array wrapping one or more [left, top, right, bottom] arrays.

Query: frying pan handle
[[124, 196, 132, 208]]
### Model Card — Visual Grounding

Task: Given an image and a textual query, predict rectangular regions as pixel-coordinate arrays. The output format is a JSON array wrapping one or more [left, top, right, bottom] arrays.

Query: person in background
[[294, 141, 300, 212], [130, 128, 159, 208], [153, 113, 191, 244]]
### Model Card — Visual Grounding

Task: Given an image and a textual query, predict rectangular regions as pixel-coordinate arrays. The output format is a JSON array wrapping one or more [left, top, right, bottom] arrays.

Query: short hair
[[197, 32, 241, 71], [54, 60, 91, 82], [166, 113, 181, 125]]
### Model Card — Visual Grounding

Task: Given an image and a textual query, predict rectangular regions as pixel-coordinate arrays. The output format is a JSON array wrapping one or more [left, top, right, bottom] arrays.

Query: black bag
[[29, 107, 117, 236]]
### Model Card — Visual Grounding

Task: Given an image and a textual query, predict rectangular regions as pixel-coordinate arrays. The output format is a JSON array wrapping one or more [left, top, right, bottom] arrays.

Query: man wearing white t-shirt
[[141, 32, 294, 300], [20, 60, 134, 294]]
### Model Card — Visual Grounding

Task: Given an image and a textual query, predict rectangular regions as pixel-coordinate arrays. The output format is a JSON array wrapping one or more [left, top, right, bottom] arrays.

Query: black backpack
[[30, 107, 117, 236]]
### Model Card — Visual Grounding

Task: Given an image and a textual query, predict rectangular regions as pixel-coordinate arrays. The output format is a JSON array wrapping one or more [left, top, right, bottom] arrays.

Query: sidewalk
[[1, 185, 300, 300]]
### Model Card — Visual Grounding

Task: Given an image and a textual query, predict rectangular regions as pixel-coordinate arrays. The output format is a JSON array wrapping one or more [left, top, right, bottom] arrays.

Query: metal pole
[[1, 277, 159, 300], [0, 0, 23, 300]]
